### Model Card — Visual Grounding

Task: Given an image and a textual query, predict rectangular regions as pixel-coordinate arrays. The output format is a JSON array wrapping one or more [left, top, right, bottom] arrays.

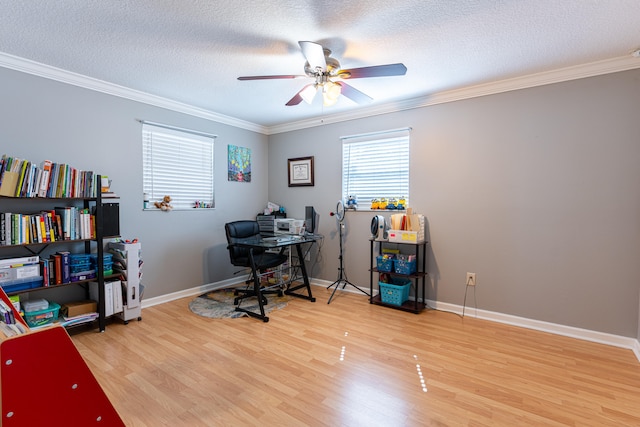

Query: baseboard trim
[[633, 339, 640, 363], [141, 276, 247, 308], [140, 278, 640, 363], [430, 300, 640, 363]]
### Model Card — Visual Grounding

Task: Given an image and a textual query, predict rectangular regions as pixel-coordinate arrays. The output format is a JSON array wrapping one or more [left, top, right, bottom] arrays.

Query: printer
[[275, 218, 296, 234], [275, 218, 306, 234]]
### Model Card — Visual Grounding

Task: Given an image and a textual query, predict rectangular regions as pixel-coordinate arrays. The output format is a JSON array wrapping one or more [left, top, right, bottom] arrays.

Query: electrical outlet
[[466, 272, 476, 286]]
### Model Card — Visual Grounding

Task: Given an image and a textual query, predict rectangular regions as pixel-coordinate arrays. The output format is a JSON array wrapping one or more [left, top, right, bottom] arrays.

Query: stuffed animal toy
[[346, 195, 358, 210], [154, 195, 173, 211]]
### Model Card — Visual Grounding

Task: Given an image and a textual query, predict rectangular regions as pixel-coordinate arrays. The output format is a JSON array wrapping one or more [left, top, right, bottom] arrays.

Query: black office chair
[[225, 220, 288, 307]]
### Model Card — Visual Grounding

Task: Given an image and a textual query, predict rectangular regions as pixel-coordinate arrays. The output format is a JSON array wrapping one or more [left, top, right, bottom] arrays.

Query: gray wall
[[268, 69, 640, 338], [0, 67, 269, 299], [2, 63, 639, 339]]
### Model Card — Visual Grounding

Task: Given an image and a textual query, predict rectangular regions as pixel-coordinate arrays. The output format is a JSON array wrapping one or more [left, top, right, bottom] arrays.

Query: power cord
[[462, 276, 477, 318]]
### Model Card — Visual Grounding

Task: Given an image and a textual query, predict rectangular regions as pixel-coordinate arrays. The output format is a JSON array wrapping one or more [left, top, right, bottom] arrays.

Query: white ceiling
[[1, 1, 639, 133]]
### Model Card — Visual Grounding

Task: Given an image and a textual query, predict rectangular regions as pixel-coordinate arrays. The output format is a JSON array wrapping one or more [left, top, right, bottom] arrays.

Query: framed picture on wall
[[288, 156, 314, 187]]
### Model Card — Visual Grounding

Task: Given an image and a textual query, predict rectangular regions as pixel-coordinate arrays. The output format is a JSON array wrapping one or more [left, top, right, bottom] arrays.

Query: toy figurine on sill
[[154, 195, 173, 211], [397, 196, 407, 210], [346, 195, 358, 210], [385, 197, 398, 210]]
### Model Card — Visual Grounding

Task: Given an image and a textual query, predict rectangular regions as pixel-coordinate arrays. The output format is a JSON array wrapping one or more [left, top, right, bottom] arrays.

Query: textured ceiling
[[0, 1, 639, 131]]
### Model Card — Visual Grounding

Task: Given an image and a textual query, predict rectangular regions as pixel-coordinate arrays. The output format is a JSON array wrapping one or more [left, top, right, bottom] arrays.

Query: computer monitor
[[305, 206, 319, 234]]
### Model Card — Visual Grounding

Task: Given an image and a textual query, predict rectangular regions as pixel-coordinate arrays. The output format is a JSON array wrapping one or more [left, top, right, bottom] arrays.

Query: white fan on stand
[[327, 200, 370, 304]]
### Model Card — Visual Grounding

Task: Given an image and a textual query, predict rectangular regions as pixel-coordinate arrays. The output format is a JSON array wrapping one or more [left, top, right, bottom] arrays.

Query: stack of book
[[0, 154, 98, 199], [0, 298, 27, 337], [0, 207, 96, 246]]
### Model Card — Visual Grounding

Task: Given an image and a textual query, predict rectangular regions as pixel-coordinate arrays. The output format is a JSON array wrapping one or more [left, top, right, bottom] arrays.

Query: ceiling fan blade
[[336, 82, 373, 104], [285, 84, 315, 106], [299, 41, 326, 72], [238, 74, 305, 80], [337, 63, 407, 79]]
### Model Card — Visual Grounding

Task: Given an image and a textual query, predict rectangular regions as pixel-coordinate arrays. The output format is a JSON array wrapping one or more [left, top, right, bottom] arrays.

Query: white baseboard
[[429, 300, 640, 363], [141, 276, 247, 308], [140, 277, 640, 364]]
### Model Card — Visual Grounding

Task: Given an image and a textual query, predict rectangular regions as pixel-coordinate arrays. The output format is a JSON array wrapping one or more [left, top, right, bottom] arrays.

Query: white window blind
[[142, 122, 215, 210], [342, 128, 410, 207]]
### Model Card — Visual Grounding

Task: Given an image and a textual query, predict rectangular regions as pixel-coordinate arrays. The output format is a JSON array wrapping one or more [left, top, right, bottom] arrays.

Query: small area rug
[[189, 287, 291, 319]]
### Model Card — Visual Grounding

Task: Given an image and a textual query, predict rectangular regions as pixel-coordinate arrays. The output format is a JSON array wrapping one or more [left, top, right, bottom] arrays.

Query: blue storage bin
[[0, 276, 43, 293], [70, 254, 91, 265], [379, 278, 411, 306], [90, 253, 113, 271], [70, 261, 91, 274], [394, 258, 416, 275], [70, 270, 96, 282], [376, 255, 394, 273]]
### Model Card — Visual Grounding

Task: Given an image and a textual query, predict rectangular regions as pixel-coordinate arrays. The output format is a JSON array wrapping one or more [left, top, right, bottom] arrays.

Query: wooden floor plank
[[71, 287, 640, 426]]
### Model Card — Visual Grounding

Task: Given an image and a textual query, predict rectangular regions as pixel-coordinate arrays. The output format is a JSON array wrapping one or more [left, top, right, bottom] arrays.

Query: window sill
[[345, 208, 407, 213]]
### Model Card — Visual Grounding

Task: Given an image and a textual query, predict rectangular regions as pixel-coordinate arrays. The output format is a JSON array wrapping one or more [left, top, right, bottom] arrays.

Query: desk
[[230, 233, 322, 322]]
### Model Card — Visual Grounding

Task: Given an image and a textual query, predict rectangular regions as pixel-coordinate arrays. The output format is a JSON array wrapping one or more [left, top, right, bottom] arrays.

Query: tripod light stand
[[327, 200, 370, 304]]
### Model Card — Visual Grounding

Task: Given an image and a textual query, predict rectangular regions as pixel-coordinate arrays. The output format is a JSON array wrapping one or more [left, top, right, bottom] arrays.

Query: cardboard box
[[61, 300, 97, 318], [388, 230, 424, 243]]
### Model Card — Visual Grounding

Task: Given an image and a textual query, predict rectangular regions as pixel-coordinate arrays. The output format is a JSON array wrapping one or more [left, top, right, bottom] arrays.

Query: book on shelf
[[0, 171, 19, 197], [52, 254, 62, 285], [89, 281, 115, 317], [40, 258, 50, 287], [0, 298, 27, 338], [60, 312, 98, 327], [0, 212, 7, 246], [0, 255, 39, 269], [57, 251, 71, 284], [37, 159, 52, 197], [14, 160, 28, 197]]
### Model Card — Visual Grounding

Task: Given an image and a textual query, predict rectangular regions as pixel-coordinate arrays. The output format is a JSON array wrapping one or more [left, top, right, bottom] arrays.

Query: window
[[142, 122, 216, 210], [342, 128, 410, 208]]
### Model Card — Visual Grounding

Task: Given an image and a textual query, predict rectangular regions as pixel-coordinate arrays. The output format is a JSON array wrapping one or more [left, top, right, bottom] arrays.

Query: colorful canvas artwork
[[228, 145, 251, 182]]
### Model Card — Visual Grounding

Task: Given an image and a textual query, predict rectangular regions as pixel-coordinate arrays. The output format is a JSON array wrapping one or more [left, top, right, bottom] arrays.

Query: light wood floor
[[71, 287, 640, 426]]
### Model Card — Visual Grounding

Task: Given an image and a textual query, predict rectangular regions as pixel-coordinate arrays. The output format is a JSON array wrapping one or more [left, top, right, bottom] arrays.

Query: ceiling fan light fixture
[[323, 93, 338, 107], [300, 84, 318, 104], [322, 81, 341, 106], [238, 41, 407, 107]]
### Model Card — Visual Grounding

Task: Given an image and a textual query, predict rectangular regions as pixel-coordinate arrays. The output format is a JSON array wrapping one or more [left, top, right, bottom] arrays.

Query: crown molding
[[267, 54, 640, 134], [1, 51, 638, 136], [0, 52, 269, 134]]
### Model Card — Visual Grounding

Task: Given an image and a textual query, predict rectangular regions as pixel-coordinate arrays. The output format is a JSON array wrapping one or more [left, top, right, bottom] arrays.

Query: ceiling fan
[[238, 41, 407, 107]]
